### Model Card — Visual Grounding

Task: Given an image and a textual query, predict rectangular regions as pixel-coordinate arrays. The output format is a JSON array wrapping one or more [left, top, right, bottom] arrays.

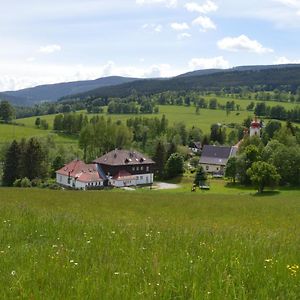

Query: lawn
[[0, 187, 299, 299], [17, 106, 251, 133], [0, 123, 78, 147]]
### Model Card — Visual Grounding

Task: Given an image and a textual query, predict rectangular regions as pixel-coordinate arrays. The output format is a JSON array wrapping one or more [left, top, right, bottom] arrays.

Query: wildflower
[[11, 270, 16, 276], [111, 231, 115, 234], [265, 258, 272, 263], [114, 272, 120, 275], [52, 245, 58, 248], [287, 264, 299, 276], [87, 240, 91, 244], [70, 260, 74, 263]]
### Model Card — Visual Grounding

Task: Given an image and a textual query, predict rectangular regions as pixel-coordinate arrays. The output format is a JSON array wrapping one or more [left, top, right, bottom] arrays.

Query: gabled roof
[[56, 160, 105, 182], [94, 149, 155, 166], [200, 145, 237, 166]]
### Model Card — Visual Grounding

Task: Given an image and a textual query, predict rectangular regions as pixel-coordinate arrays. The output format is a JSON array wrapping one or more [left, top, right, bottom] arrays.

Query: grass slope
[[0, 123, 78, 147], [0, 188, 299, 299]]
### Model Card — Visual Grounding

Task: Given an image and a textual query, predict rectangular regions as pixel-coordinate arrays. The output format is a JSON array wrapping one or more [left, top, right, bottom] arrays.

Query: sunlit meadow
[[0, 188, 299, 299]]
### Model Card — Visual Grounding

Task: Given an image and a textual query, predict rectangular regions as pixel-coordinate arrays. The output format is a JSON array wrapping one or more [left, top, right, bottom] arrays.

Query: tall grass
[[0, 188, 299, 299]]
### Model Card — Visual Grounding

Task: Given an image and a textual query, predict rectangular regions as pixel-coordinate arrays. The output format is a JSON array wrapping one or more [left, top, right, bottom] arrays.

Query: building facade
[[200, 145, 238, 175], [94, 149, 155, 187], [56, 160, 105, 190]]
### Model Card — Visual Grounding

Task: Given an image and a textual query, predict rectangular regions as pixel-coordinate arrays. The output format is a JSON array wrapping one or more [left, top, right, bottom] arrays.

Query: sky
[[1, 0, 300, 91]]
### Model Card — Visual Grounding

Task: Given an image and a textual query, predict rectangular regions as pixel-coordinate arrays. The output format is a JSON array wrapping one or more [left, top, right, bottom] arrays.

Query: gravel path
[[154, 182, 181, 190]]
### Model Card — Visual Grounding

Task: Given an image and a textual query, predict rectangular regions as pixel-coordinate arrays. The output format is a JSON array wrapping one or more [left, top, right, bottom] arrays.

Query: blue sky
[[1, 0, 300, 91]]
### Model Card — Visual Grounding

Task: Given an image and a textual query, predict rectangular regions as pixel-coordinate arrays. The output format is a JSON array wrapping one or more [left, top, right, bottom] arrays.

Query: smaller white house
[[56, 160, 105, 190], [200, 145, 237, 175]]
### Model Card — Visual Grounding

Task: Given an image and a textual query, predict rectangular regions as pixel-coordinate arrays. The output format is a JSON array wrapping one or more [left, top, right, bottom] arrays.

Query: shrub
[[20, 177, 32, 188]]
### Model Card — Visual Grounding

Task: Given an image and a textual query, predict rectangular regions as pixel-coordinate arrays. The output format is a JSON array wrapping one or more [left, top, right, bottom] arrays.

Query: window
[[141, 166, 144, 171], [132, 167, 135, 171], [206, 166, 209, 171], [140, 176, 143, 180], [136, 167, 139, 171], [59, 176, 62, 182], [146, 166, 149, 172]]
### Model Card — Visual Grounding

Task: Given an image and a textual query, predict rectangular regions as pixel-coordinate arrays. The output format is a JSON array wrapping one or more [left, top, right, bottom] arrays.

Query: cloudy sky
[[1, 0, 300, 91]]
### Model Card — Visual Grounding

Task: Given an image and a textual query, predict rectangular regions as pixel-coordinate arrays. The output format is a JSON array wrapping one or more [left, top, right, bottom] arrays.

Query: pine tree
[[22, 138, 47, 180], [167, 142, 177, 159], [152, 140, 166, 178], [194, 166, 207, 185], [2, 140, 21, 186]]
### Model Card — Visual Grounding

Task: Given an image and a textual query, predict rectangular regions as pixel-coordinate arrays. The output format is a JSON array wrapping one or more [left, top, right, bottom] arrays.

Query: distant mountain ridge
[[1, 64, 300, 106], [1, 76, 139, 106], [62, 64, 300, 100]]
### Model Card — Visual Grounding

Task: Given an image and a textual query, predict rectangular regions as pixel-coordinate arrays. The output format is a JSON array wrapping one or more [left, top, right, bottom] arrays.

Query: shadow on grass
[[252, 190, 281, 197], [163, 176, 184, 184], [224, 182, 252, 191]]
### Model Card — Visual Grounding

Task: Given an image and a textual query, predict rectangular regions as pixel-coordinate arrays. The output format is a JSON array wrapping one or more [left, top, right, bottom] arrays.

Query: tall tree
[[0, 100, 15, 123], [247, 161, 280, 193], [152, 140, 166, 178], [2, 140, 21, 186], [21, 138, 47, 180], [225, 157, 237, 183], [165, 153, 184, 179]]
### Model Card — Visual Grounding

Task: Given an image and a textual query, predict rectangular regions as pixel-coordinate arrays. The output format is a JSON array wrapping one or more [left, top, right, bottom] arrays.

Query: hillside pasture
[[0, 123, 78, 147], [17, 106, 251, 133], [0, 188, 299, 299]]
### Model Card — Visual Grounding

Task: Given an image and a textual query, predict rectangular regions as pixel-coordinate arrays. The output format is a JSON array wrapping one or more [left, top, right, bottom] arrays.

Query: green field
[[17, 106, 251, 133], [0, 123, 78, 147], [0, 187, 299, 299]]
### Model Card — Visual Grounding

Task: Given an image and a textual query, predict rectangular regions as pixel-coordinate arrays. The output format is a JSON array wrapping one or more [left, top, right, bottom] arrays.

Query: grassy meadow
[[0, 187, 299, 299], [16, 106, 250, 133], [0, 123, 78, 148]]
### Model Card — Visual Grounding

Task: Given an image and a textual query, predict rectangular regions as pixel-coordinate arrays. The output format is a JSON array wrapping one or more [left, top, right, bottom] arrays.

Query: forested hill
[[61, 65, 300, 101], [3, 76, 139, 106]]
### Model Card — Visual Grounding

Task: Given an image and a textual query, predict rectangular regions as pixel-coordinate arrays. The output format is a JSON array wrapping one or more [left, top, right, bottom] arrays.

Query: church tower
[[250, 117, 262, 137]]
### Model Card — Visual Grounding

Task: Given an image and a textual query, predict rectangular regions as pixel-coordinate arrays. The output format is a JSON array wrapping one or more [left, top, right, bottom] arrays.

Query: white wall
[[56, 173, 103, 190], [110, 173, 154, 187], [200, 164, 224, 174]]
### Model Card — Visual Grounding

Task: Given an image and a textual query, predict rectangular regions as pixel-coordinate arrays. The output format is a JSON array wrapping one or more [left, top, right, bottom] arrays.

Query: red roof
[[56, 160, 104, 182], [113, 170, 136, 180]]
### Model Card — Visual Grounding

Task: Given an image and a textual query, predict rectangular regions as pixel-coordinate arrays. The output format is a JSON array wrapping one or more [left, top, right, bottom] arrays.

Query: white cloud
[[136, 0, 177, 8], [217, 35, 273, 54], [189, 56, 230, 70], [142, 23, 163, 32], [0, 60, 184, 91], [192, 16, 216, 31], [26, 57, 36, 62], [185, 1, 218, 14], [38, 44, 61, 54], [177, 32, 192, 39], [274, 56, 300, 64], [170, 22, 190, 31]]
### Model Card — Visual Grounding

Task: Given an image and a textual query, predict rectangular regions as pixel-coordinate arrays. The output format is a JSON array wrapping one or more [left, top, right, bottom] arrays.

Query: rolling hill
[[62, 64, 300, 101], [2, 76, 139, 106], [2, 64, 300, 106]]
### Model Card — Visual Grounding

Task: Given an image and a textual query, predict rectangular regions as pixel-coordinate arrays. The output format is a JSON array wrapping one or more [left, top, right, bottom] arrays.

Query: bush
[[31, 178, 43, 187], [20, 177, 32, 188], [13, 179, 22, 187]]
